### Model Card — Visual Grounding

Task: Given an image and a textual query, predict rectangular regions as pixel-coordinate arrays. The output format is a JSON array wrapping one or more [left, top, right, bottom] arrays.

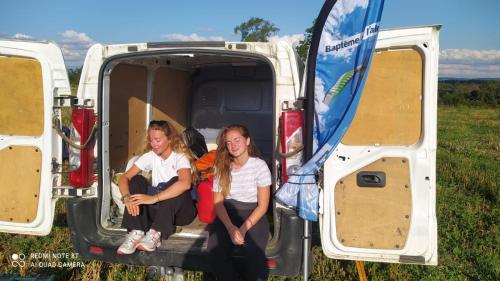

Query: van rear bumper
[[66, 198, 304, 277]]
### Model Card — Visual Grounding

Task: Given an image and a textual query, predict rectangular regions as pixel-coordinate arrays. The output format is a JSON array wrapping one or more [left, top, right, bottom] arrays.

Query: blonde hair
[[215, 124, 260, 197]]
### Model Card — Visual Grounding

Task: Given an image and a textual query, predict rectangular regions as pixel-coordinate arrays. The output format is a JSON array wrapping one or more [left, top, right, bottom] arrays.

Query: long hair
[[215, 124, 260, 197], [146, 120, 194, 163]]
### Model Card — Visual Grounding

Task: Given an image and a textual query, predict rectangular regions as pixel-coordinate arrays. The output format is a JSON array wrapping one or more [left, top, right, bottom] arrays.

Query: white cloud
[[440, 49, 500, 65], [320, 0, 370, 60], [58, 30, 95, 68], [13, 33, 33, 39], [439, 49, 500, 78], [60, 30, 93, 44], [161, 33, 224, 41], [268, 34, 304, 47], [439, 63, 500, 78]]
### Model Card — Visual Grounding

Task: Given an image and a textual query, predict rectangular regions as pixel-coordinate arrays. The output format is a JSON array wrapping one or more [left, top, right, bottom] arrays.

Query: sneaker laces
[[144, 229, 161, 245], [122, 230, 143, 247]]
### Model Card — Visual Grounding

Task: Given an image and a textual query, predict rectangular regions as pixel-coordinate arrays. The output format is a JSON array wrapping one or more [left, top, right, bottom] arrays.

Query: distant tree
[[467, 90, 480, 101], [67, 67, 82, 89], [295, 20, 315, 62], [234, 17, 279, 42], [480, 81, 500, 105]]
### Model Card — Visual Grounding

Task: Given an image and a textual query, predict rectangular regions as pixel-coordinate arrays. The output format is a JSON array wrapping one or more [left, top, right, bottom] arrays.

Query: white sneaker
[[137, 229, 161, 252], [117, 230, 144, 254]]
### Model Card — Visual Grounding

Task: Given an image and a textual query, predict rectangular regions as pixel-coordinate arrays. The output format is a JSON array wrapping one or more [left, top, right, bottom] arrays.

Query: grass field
[[0, 106, 498, 280]]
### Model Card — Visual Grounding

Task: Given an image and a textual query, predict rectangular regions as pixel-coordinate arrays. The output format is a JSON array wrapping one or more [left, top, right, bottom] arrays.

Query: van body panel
[[0, 40, 69, 235], [319, 26, 439, 265]]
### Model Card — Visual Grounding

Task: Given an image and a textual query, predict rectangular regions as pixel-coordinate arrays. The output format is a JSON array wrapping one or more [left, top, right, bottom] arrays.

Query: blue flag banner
[[275, 0, 385, 221]]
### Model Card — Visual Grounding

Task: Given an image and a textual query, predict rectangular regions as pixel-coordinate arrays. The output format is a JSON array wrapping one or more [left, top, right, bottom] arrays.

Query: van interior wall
[[190, 63, 274, 161], [109, 64, 191, 172], [151, 67, 191, 134], [109, 63, 148, 170]]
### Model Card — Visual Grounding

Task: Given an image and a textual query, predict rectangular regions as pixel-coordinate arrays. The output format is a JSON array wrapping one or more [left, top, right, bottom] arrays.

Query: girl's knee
[[129, 175, 149, 193]]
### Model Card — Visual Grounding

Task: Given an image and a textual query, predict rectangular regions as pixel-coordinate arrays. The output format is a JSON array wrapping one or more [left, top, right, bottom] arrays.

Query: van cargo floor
[[161, 217, 210, 252]]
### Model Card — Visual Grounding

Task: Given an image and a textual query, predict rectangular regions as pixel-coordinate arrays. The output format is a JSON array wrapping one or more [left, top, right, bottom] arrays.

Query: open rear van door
[[0, 40, 70, 235], [317, 26, 439, 265]]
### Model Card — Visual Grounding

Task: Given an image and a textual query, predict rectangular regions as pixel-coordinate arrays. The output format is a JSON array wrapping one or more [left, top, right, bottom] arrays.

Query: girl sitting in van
[[208, 124, 271, 281], [117, 120, 196, 254]]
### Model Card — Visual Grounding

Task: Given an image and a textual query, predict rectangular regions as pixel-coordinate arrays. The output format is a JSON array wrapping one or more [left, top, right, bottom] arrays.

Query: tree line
[[438, 80, 500, 107], [68, 17, 499, 107]]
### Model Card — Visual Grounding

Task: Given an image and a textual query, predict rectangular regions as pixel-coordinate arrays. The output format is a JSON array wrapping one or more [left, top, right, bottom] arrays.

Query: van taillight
[[280, 110, 304, 183], [69, 108, 95, 188]]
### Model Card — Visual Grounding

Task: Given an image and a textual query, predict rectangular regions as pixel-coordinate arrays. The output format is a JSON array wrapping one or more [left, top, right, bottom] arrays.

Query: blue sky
[[1, 0, 499, 78]]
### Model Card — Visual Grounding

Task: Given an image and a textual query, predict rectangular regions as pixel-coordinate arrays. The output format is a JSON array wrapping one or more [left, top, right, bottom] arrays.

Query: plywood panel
[[0, 57, 44, 136], [335, 157, 412, 249], [109, 64, 148, 170], [0, 146, 41, 223], [342, 49, 423, 145], [151, 67, 191, 134]]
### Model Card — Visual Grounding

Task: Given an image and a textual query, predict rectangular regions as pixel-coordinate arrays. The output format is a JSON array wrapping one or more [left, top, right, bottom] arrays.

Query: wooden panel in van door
[[0, 146, 42, 223], [331, 49, 423, 250], [334, 157, 412, 249], [0, 56, 44, 223], [0, 57, 44, 136], [341, 49, 423, 145]]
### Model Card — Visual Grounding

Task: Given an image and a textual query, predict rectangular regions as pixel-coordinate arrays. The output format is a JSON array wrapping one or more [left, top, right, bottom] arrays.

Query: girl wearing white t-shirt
[[117, 120, 196, 254], [208, 124, 272, 281]]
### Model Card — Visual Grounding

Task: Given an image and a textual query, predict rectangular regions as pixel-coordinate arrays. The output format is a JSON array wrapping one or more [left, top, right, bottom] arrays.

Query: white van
[[0, 25, 439, 277]]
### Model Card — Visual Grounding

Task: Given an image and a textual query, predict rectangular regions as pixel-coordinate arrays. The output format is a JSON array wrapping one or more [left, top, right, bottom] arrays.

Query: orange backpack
[[194, 150, 216, 181]]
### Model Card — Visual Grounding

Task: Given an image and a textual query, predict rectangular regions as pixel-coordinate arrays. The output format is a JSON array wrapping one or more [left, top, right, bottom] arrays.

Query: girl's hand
[[239, 224, 249, 239], [228, 225, 245, 245], [124, 197, 140, 216], [130, 194, 159, 206]]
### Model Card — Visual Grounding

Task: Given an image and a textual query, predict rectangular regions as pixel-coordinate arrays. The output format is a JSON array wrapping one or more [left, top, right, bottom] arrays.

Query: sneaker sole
[[117, 242, 141, 254], [136, 244, 158, 252], [117, 247, 137, 255]]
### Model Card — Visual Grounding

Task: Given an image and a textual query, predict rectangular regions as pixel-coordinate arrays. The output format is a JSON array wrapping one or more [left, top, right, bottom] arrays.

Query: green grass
[[1, 106, 498, 280]]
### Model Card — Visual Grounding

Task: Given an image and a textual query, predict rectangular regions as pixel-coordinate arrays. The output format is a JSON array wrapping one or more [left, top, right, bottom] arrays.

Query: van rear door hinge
[[52, 186, 94, 198], [54, 95, 94, 108]]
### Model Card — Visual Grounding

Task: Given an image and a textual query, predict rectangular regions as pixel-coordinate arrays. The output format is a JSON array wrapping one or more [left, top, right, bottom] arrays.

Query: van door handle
[[356, 171, 386, 188]]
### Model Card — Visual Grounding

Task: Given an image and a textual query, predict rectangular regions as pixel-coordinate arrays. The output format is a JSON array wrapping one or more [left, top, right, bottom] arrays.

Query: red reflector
[[267, 260, 277, 268], [89, 246, 104, 254]]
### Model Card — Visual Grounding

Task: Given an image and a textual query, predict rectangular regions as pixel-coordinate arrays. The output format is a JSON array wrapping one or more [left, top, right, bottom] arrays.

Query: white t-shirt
[[134, 150, 191, 186], [213, 157, 272, 203]]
